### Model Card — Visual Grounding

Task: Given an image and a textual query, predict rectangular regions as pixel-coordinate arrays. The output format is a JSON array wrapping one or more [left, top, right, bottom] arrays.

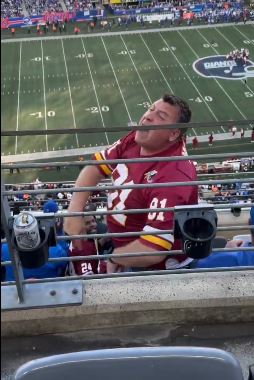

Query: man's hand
[[225, 239, 243, 249], [111, 240, 167, 267], [107, 261, 123, 273]]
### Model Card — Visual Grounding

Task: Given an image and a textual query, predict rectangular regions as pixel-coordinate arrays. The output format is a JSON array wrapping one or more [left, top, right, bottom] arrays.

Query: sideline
[[1, 21, 253, 44], [1, 131, 252, 163]]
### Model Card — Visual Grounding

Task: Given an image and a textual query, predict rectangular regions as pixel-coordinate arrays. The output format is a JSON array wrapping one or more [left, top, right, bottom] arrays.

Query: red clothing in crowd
[[192, 137, 198, 148], [68, 239, 106, 275]]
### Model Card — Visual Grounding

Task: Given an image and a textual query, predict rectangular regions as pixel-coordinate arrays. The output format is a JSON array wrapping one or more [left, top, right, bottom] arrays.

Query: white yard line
[[15, 42, 22, 155], [40, 40, 49, 151], [140, 33, 197, 136], [120, 35, 152, 104], [101, 36, 133, 123], [233, 26, 254, 46], [196, 29, 249, 121], [139, 33, 173, 92], [61, 39, 79, 147], [215, 27, 254, 95], [81, 37, 109, 145], [160, 32, 218, 124]]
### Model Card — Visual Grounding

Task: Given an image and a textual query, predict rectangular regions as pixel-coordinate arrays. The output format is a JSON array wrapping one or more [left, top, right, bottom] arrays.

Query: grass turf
[[1, 24, 254, 162]]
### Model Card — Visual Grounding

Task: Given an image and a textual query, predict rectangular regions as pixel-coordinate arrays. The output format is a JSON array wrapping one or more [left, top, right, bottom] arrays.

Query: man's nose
[[144, 110, 154, 122]]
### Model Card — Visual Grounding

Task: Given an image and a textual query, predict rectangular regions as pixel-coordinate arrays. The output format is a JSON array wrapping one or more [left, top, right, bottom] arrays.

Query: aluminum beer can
[[14, 212, 41, 250]]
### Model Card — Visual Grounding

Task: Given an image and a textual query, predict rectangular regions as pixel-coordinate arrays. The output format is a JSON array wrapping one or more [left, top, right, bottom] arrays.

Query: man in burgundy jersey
[[65, 94, 198, 272]]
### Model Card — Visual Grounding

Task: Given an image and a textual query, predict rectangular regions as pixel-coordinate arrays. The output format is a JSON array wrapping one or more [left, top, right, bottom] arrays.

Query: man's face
[[135, 99, 181, 153], [84, 216, 97, 234]]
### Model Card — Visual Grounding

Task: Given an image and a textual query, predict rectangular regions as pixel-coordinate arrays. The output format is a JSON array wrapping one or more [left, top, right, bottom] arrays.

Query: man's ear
[[168, 129, 181, 142]]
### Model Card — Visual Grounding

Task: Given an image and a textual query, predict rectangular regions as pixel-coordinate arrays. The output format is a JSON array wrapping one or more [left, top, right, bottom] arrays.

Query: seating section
[[64, 0, 94, 12], [14, 346, 244, 380], [233, 234, 251, 245], [1, 0, 24, 18]]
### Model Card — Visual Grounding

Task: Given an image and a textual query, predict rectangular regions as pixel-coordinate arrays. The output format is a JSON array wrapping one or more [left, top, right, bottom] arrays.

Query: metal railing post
[[1, 179, 25, 302]]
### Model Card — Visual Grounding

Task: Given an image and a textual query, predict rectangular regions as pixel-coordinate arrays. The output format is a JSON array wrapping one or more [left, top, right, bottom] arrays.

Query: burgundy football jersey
[[93, 131, 198, 270], [68, 239, 106, 275]]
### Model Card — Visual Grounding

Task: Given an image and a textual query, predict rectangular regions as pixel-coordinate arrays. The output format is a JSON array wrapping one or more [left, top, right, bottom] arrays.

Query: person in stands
[[67, 212, 112, 275], [208, 133, 213, 146], [192, 136, 198, 149], [191, 207, 254, 268], [65, 94, 198, 273]]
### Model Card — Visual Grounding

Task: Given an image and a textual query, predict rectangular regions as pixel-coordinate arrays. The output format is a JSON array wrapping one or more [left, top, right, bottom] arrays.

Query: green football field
[[1, 23, 254, 157]]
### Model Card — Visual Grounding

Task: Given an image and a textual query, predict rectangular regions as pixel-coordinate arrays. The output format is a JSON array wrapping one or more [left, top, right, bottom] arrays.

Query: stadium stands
[[1, 0, 24, 18], [1, 0, 251, 22], [64, 0, 94, 12]]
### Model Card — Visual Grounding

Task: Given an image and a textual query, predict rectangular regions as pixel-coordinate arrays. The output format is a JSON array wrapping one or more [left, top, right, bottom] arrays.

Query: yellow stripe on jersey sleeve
[[94, 152, 112, 176], [140, 235, 172, 251]]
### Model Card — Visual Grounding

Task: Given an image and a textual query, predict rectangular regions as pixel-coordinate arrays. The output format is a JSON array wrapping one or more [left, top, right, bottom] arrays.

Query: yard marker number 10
[[29, 111, 55, 118]]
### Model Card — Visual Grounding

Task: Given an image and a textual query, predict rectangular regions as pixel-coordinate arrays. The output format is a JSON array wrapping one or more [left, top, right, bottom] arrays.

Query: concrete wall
[[2, 270, 254, 337]]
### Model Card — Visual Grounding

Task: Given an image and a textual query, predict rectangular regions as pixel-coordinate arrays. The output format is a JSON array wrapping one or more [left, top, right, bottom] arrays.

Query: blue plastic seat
[[14, 346, 244, 380]]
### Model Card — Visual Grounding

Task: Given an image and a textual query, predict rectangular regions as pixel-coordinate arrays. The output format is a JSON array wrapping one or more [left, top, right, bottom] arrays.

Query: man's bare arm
[[112, 240, 167, 267], [64, 165, 105, 236]]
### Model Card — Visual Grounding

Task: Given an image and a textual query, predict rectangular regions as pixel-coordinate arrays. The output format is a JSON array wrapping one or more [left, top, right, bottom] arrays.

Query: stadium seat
[[14, 346, 244, 380], [249, 365, 254, 380], [212, 236, 227, 248]]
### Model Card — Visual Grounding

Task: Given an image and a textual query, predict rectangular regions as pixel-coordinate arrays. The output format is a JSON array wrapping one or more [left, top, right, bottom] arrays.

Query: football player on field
[[65, 94, 198, 272]]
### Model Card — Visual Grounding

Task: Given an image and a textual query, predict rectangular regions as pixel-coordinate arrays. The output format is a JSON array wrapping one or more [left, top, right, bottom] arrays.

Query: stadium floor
[[2, 323, 254, 380]]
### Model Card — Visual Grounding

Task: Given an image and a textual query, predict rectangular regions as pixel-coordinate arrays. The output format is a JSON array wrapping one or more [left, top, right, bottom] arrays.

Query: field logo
[[193, 55, 254, 80], [23, 17, 32, 25]]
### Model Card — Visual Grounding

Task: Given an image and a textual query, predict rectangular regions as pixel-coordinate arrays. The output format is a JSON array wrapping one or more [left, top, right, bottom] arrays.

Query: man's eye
[[158, 112, 167, 120]]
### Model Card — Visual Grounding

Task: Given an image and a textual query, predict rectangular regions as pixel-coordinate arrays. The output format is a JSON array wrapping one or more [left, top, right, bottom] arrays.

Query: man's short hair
[[162, 94, 191, 135]]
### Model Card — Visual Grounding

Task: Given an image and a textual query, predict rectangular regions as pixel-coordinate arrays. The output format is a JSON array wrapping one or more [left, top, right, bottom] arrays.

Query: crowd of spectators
[[64, 0, 95, 12], [2, 0, 252, 22], [23, 0, 41, 16], [1, 0, 98, 18], [4, 168, 253, 213], [5, 178, 108, 214], [108, 0, 251, 26], [199, 182, 254, 204], [24, 0, 64, 15], [1, 0, 24, 18], [1, 0, 64, 18], [193, 6, 249, 24]]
